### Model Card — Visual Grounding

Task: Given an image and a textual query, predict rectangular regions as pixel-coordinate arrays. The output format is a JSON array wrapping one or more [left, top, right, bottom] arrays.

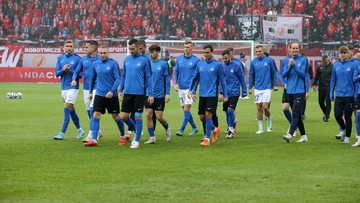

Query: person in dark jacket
[[313, 55, 333, 122]]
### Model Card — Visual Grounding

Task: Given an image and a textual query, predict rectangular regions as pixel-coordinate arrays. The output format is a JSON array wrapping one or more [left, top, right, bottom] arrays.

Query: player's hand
[[174, 85, 179, 92], [305, 92, 309, 100], [89, 94, 93, 100], [249, 89, 253, 94], [223, 97, 228, 102], [313, 85, 317, 92], [118, 92, 123, 101], [63, 64, 70, 72], [284, 84, 287, 89], [70, 80, 76, 86], [148, 96, 154, 104], [165, 94, 170, 103], [106, 92, 113, 98], [273, 87, 278, 92], [289, 58, 295, 67]]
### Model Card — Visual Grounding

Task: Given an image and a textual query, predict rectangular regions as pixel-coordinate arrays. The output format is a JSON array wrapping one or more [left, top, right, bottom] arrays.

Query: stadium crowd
[[0, 0, 359, 42]]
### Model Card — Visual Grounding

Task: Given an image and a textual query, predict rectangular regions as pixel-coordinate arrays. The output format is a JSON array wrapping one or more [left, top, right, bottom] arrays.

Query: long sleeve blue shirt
[[72, 55, 100, 90], [221, 61, 247, 97], [281, 54, 309, 94], [120, 53, 152, 96], [55, 52, 81, 90], [330, 60, 356, 99], [351, 59, 360, 94], [190, 57, 228, 98], [148, 59, 171, 98], [279, 56, 291, 86], [174, 54, 200, 89], [89, 58, 121, 97], [249, 56, 278, 90]]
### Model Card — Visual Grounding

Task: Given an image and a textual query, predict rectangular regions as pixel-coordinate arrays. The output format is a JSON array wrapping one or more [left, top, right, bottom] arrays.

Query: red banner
[[0, 67, 60, 82]]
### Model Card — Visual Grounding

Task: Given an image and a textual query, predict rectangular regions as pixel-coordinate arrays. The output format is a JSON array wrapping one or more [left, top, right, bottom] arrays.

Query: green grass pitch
[[0, 82, 359, 202]]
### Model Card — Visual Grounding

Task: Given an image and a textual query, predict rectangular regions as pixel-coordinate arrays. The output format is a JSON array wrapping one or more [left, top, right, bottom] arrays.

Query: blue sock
[[339, 126, 343, 132], [180, 111, 191, 131], [148, 127, 155, 138], [116, 119, 125, 137], [86, 110, 91, 119], [205, 118, 213, 139], [92, 118, 100, 140], [61, 107, 71, 133], [89, 108, 94, 119], [70, 110, 81, 129], [226, 111, 230, 127], [124, 118, 136, 132], [135, 119, 142, 142], [163, 122, 169, 130], [228, 109, 235, 128], [356, 112, 360, 135], [283, 109, 292, 124], [189, 112, 197, 129]]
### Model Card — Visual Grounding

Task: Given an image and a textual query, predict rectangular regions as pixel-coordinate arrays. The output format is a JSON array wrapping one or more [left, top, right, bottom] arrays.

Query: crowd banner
[[262, 16, 303, 43], [236, 15, 262, 41]]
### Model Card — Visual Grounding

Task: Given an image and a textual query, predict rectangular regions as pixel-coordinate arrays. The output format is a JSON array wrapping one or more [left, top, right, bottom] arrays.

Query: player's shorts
[[253, 89, 271, 104], [145, 97, 166, 111], [282, 88, 292, 104], [198, 97, 218, 115], [222, 96, 239, 111], [83, 89, 91, 110], [178, 89, 194, 106], [121, 94, 146, 113], [61, 89, 79, 104], [93, 95, 120, 114]]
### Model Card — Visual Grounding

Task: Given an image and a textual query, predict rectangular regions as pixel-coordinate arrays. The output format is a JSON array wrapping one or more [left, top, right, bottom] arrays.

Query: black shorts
[[222, 96, 239, 111], [121, 94, 146, 113], [356, 95, 360, 110], [144, 97, 165, 111], [198, 97, 218, 115], [93, 95, 120, 114], [282, 88, 291, 104]]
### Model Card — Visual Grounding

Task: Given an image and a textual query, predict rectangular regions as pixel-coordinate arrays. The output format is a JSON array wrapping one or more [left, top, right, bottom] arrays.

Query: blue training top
[[148, 59, 171, 98], [249, 56, 278, 90], [55, 52, 81, 90], [72, 54, 100, 90], [174, 54, 200, 90], [281, 54, 309, 94], [221, 60, 247, 97]]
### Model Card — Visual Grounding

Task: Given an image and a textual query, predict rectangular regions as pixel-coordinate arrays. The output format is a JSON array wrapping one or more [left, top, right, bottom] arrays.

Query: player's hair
[[346, 44, 354, 50], [338, 46, 349, 53], [148, 44, 161, 52], [289, 42, 299, 49], [87, 40, 98, 47], [203, 44, 213, 52], [184, 39, 193, 45], [222, 49, 231, 56], [99, 45, 109, 49], [138, 39, 146, 47], [128, 38, 138, 46], [322, 55, 328, 60], [64, 40, 73, 45], [255, 44, 263, 49], [226, 47, 234, 52]]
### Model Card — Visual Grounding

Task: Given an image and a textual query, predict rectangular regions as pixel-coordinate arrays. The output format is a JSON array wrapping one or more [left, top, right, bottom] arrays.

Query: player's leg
[[154, 98, 171, 141], [262, 89, 272, 132], [144, 99, 156, 144], [84, 95, 104, 146], [130, 95, 146, 148], [67, 89, 84, 138]]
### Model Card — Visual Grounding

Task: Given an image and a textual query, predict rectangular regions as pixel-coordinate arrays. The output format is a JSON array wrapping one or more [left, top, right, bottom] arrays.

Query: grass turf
[[0, 83, 359, 202]]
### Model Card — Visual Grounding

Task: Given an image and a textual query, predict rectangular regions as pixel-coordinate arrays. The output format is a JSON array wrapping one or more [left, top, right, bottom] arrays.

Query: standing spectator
[[248, 45, 278, 134], [313, 55, 333, 122], [282, 43, 310, 143], [188, 44, 226, 146], [53, 40, 84, 140]]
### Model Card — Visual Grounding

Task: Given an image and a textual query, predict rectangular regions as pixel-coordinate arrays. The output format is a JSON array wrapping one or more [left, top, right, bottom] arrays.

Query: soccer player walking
[[313, 55, 333, 122], [248, 45, 278, 134], [54, 40, 84, 140], [282, 43, 310, 143], [173, 40, 199, 136], [71, 40, 102, 142], [119, 39, 152, 149], [84, 45, 126, 147], [188, 44, 227, 146], [219, 49, 247, 138], [144, 44, 172, 144]]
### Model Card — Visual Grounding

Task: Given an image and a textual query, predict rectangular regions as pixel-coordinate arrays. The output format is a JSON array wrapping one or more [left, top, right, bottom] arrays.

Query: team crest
[[189, 62, 193, 66], [264, 62, 268, 66], [297, 63, 301, 67], [210, 67, 214, 72], [347, 67, 351, 71], [70, 60, 75, 65], [137, 62, 142, 66], [230, 69, 234, 73], [106, 65, 111, 70], [157, 66, 161, 70]]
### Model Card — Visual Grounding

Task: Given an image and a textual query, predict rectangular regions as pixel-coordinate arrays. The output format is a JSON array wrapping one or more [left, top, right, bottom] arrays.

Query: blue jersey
[[221, 61, 247, 97], [174, 54, 200, 89], [249, 56, 278, 90], [120, 53, 152, 96], [353, 59, 360, 94], [330, 60, 356, 99], [232, 57, 246, 74], [55, 52, 81, 90], [281, 54, 309, 94], [190, 58, 228, 98], [72, 55, 100, 90], [279, 56, 291, 86], [147, 59, 171, 98], [89, 58, 121, 97]]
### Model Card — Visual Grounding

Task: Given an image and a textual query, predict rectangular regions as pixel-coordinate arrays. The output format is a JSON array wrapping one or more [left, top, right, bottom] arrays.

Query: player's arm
[[55, 56, 66, 77], [173, 59, 179, 91], [218, 63, 228, 101], [164, 63, 171, 102], [329, 65, 336, 101], [237, 64, 247, 97], [270, 59, 279, 91], [248, 61, 255, 94], [71, 59, 83, 86]]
